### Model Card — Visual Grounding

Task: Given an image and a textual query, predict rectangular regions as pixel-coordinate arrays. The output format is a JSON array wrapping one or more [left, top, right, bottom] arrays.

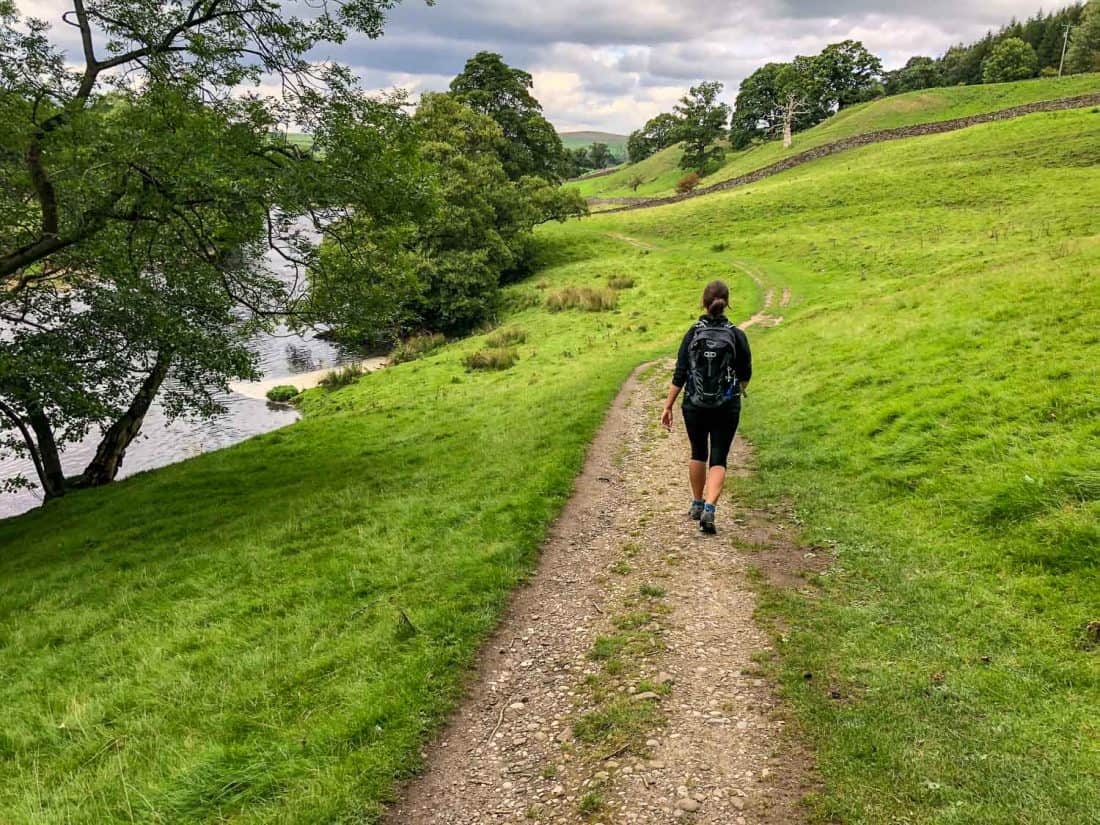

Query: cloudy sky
[[19, 0, 1053, 133]]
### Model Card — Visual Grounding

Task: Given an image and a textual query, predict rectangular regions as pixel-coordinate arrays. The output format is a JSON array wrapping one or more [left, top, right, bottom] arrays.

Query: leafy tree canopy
[[0, 0, 428, 499], [673, 81, 730, 173], [627, 112, 682, 162], [982, 37, 1041, 82], [813, 40, 884, 108], [449, 51, 566, 182], [1066, 0, 1100, 73]]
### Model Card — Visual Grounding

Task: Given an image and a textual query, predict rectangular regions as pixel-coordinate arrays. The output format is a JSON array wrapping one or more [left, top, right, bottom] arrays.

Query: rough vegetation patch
[[545, 286, 618, 312], [463, 347, 519, 371], [391, 333, 446, 364], [318, 363, 363, 390], [265, 385, 300, 403]]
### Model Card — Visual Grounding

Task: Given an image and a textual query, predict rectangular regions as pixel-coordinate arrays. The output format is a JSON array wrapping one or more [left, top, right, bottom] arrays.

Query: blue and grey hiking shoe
[[688, 500, 705, 521], [699, 508, 717, 535]]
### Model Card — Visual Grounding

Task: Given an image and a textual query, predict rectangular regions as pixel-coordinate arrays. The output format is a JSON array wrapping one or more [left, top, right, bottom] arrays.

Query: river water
[[0, 245, 361, 520]]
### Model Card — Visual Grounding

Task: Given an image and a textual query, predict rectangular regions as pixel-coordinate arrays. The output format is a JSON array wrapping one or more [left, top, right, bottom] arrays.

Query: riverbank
[[229, 356, 389, 400]]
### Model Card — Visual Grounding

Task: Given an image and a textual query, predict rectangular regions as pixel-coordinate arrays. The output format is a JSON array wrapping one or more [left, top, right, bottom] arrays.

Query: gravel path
[[385, 362, 818, 824]]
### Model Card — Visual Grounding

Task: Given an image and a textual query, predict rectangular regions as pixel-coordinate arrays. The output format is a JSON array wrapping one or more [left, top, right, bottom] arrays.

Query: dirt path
[[607, 232, 658, 251], [385, 361, 818, 823], [734, 262, 787, 330]]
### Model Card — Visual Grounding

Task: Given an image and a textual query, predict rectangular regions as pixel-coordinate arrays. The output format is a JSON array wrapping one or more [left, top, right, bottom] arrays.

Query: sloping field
[[575, 74, 1100, 199], [1, 104, 1098, 823]]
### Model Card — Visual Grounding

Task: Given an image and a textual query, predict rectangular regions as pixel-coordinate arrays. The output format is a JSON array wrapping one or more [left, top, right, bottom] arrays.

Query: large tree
[[982, 36, 1040, 82], [0, 0, 427, 500], [323, 93, 585, 339], [1066, 0, 1100, 73], [673, 81, 731, 173], [626, 112, 682, 162], [773, 57, 825, 148], [449, 52, 566, 182], [813, 40, 883, 108], [731, 56, 826, 149], [730, 62, 786, 148]]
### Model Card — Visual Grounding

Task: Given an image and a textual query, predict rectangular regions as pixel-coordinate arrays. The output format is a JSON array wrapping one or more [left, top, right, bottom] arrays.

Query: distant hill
[[573, 74, 1100, 199], [559, 131, 629, 158]]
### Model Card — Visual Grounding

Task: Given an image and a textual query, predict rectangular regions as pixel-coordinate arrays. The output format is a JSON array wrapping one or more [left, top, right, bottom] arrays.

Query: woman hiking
[[660, 280, 752, 535]]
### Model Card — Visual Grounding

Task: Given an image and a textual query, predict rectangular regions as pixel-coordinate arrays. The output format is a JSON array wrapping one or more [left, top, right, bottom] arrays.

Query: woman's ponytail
[[702, 280, 730, 318]]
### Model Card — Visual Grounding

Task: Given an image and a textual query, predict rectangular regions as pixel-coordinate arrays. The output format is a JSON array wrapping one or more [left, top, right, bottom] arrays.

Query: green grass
[[0, 220, 748, 823], [2, 93, 1099, 823], [551, 106, 1100, 823], [573, 74, 1100, 199]]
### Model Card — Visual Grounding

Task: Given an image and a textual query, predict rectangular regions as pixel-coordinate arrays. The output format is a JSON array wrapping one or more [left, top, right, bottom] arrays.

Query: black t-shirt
[[672, 315, 752, 408]]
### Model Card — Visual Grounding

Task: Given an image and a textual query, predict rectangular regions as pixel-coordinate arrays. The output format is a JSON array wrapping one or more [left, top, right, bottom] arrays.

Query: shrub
[[607, 276, 635, 290], [711, 241, 729, 252], [627, 175, 644, 192], [545, 286, 618, 312], [463, 347, 519, 372], [391, 332, 446, 365], [319, 363, 363, 390], [265, 385, 300, 403], [485, 326, 527, 347], [676, 172, 701, 194]]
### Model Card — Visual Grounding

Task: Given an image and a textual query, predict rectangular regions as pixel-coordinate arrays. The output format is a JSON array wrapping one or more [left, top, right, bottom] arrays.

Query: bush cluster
[[676, 172, 701, 194], [606, 276, 635, 290]]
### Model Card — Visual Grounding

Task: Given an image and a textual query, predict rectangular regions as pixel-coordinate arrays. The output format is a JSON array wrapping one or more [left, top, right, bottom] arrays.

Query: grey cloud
[[18, 0, 1058, 135]]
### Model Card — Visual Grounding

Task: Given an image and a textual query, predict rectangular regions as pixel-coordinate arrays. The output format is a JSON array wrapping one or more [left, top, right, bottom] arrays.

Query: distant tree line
[[563, 142, 621, 177], [627, 1, 1100, 171], [886, 3, 1097, 92], [0, 0, 583, 504]]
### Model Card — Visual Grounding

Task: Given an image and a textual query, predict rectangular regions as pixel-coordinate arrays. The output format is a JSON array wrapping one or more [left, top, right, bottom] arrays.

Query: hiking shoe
[[699, 509, 716, 535], [689, 501, 704, 521]]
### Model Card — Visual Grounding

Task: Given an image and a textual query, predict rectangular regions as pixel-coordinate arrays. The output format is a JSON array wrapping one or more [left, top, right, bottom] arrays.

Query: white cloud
[[13, 0, 1055, 133]]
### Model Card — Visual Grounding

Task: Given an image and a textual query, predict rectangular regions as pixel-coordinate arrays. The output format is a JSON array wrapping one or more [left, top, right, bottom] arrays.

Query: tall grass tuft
[[463, 347, 519, 371], [391, 332, 446, 364], [485, 326, 527, 347], [318, 363, 363, 390], [545, 286, 618, 312]]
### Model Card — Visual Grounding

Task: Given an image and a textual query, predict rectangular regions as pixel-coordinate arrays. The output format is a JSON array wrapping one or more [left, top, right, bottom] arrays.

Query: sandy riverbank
[[230, 356, 389, 400]]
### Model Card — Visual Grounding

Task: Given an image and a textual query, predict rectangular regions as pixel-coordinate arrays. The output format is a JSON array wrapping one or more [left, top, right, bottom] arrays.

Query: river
[[0, 245, 363, 520]]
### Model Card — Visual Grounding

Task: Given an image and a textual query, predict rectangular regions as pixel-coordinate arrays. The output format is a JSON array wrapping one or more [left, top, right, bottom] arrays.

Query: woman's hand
[[660, 404, 674, 432]]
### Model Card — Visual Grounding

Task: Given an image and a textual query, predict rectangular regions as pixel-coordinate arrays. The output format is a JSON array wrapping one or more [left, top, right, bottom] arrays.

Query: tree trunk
[[25, 403, 68, 500], [0, 398, 67, 500], [783, 116, 793, 149], [76, 351, 172, 488]]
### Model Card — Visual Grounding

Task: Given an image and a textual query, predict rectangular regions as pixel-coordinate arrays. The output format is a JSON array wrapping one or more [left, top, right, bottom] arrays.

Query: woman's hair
[[702, 280, 730, 317]]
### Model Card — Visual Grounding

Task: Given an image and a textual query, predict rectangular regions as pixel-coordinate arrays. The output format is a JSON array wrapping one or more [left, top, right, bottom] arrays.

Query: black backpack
[[687, 320, 739, 407]]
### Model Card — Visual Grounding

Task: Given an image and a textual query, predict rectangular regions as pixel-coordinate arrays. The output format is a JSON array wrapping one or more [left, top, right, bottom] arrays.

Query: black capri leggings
[[682, 401, 742, 468]]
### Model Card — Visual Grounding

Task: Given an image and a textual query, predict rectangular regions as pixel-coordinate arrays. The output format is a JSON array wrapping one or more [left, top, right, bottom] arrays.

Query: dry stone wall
[[594, 93, 1100, 214]]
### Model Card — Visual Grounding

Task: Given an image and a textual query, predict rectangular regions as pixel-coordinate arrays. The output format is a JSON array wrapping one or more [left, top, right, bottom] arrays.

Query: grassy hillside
[[574, 74, 1100, 199], [559, 130, 629, 157], [2, 104, 1099, 823]]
